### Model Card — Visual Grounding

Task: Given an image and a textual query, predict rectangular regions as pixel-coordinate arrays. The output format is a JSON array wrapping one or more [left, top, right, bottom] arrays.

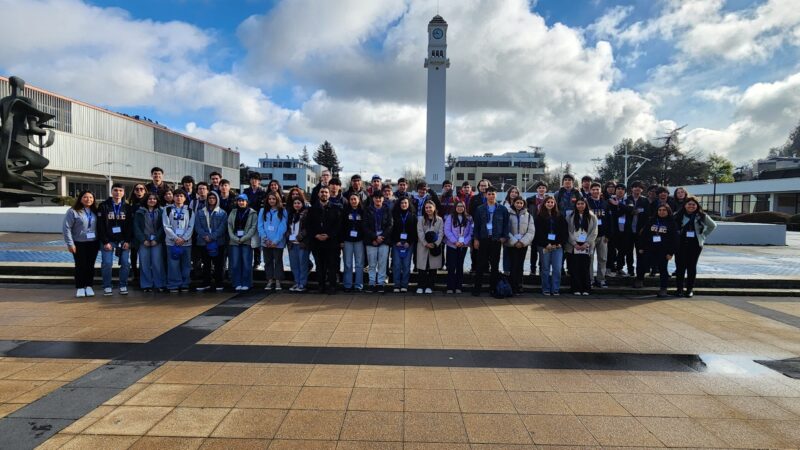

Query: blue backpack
[[494, 274, 513, 298]]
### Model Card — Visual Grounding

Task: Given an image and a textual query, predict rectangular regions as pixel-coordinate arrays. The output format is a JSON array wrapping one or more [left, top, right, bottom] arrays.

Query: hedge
[[731, 211, 790, 224]]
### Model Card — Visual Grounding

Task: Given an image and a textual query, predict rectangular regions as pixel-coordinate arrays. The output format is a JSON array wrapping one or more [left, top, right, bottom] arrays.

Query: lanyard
[[457, 216, 465, 236], [487, 205, 495, 225], [84, 209, 93, 228], [549, 217, 555, 234], [400, 212, 409, 232], [576, 213, 586, 230], [112, 202, 122, 220], [515, 212, 521, 231], [148, 209, 157, 227], [236, 208, 248, 226], [374, 208, 383, 231]]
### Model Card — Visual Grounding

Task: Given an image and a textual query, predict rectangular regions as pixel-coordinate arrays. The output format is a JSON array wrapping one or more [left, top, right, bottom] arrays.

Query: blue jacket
[[472, 202, 510, 241], [258, 207, 288, 248], [195, 206, 229, 246]]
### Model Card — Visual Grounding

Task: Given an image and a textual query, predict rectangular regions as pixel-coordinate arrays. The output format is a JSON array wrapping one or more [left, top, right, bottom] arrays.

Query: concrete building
[[424, 15, 449, 187], [678, 177, 800, 217], [449, 150, 546, 192], [0, 75, 239, 200], [251, 155, 320, 194]]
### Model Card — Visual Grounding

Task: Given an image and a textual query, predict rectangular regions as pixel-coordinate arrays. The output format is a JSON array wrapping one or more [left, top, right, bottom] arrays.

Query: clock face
[[432, 28, 443, 39]]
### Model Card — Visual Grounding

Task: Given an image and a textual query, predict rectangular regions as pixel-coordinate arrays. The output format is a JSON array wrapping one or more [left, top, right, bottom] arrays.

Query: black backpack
[[493, 274, 513, 299]]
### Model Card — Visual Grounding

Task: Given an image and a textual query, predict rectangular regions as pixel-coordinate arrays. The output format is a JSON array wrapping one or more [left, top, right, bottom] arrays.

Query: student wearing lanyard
[[567, 198, 598, 295], [307, 187, 343, 294], [623, 181, 649, 277], [635, 204, 677, 296], [471, 186, 510, 296], [258, 192, 288, 291], [533, 196, 568, 296], [505, 198, 535, 295], [286, 198, 310, 293], [502, 186, 522, 275], [196, 191, 229, 292], [97, 183, 133, 296], [525, 180, 548, 278], [227, 194, 257, 291], [133, 193, 166, 293], [341, 193, 366, 292], [63, 190, 100, 298], [444, 201, 473, 293], [163, 189, 196, 293], [416, 200, 444, 294], [587, 182, 610, 288], [674, 197, 716, 297], [363, 191, 393, 293], [390, 197, 417, 292]]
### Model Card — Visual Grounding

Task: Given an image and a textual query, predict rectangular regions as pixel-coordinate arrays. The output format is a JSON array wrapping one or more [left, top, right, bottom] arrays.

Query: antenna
[[437, 0, 439, 14]]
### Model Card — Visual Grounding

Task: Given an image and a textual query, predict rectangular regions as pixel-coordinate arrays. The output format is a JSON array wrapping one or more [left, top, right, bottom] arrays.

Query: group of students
[[63, 167, 716, 299]]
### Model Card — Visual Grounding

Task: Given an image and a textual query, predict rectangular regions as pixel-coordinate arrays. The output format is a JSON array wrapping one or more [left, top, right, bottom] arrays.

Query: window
[[456, 173, 464, 181], [68, 181, 106, 199], [467, 173, 475, 181], [283, 173, 297, 181], [154, 128, 203, 161]]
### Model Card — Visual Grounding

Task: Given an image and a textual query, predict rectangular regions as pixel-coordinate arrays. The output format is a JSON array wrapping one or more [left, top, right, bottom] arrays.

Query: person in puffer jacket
[[228, 194, 259, 291], [505, 197, 535, 294], [195, 191, 228, 291], [162, 189, 196, 292]]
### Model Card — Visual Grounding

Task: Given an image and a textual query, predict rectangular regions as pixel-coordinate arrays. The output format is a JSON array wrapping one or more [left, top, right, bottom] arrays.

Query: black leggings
[[508, 246, 527, 292], [72, 241, 100, 288], [675, 239, 702, 290]]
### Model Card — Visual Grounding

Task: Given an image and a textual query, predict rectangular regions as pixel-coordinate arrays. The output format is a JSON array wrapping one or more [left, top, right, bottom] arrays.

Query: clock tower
[[424, 15, 449, 187]]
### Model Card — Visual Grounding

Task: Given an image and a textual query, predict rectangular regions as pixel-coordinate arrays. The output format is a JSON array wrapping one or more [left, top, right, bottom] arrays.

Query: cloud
[[694, 86, 741, 104]]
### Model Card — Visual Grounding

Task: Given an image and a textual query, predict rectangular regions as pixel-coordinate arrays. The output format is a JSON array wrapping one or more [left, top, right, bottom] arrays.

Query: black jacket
[[638, 215, 678, 255], [363, 204, 393, 246], [533, 213, 568, 247], [585, 197, 611, 237], [391, 207, 418, 245], [620, 195, 650, 234], [341, 205, 367, 243], [97, 198, 134, 245], [306, 201, 343, 246], [244, 186, 266, 211]]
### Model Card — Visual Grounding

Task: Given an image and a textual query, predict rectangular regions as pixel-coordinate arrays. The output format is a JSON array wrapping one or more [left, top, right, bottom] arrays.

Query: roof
[[676, 177, 800, 195], [429, 15, 447, 24]]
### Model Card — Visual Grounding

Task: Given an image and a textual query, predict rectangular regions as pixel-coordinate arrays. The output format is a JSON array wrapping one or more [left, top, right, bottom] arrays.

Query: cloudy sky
[[2, 0, 799, 179]]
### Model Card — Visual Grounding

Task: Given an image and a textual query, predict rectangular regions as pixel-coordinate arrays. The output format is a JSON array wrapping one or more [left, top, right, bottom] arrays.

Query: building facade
[[0, 76, 239, 201], [677, 177, 800, 217], [424, 15, 449, 187], [251, 156, 320, 194], [449, 150, 546, 192]]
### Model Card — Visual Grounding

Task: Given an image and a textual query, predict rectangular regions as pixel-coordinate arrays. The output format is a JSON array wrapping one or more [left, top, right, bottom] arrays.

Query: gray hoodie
[[162, 203, 196, 247], [63, 208, 98, 247]]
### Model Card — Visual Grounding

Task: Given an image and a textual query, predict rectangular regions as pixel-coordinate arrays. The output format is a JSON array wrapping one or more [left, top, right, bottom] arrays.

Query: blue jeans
[[101, 245, 130, 289], [342, 241, 365, 289], [167, 245, 192, 289], [539, 246, 563, 294], [392, 245, 412, 288], [288, 244, 310, 288], [446, 245, 467, 291], [138, 244, 164, 289], [366, 245, 389, 286], [229, 245, 253, 289]]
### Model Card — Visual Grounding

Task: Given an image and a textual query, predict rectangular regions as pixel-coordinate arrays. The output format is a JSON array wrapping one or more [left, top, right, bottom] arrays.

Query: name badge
[[458, 236, 465, 243], [86, 232, 96, 239], [289, 234, 298, 241], [486, 224, 493, 231], [112, 226, 122, 234], [653, 235, 662, 243], [686, 231, 696, 238], [514, 234, 522, 240], [618, 217, 626, 224], [237, 230, 244, 237], [577, 233, 587, 243], [376, 231, 383, 236], [637, 208, 645, 213], [176, 228, 185, 236], [350, 230, 359, 238], [400, 233, 408, 240], [597, 218, 602, 225], [149, 234, 156, 241], [267, 226, 276, 232], [547, 233, 556, 241]]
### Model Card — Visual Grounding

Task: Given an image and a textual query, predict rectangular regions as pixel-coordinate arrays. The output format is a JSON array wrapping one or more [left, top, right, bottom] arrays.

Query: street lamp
[[93, 161, 132, 196], [622, 149, 650, 186]]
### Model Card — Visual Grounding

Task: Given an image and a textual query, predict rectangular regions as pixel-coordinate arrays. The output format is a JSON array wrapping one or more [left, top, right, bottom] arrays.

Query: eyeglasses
[[135, 187, 145, 191]]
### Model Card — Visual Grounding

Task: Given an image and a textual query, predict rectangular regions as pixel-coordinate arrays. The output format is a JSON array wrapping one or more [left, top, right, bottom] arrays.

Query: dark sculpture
[[0, 76, 57, 205]]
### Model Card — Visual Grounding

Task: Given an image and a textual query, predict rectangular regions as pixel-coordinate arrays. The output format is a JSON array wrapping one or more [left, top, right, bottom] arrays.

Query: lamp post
[[622, 146, 650, 186], [93, 161, 132, 197]]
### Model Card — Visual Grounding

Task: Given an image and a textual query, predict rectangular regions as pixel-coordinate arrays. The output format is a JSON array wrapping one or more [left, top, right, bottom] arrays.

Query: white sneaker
[[76, 288, 86, 298], [265, 281, 274, 290], [416, 288, 424, 294], [275, 283, 282, 291], [400, 288, 408, 293], [119, 287, 128, 295], [289, 284, 298, 292], [446, 289, 454, 294], [455, 289, 462, 294], [257, 263, 265, 270], [582, 292, 590, 296], [235, 286, 243, 291], [393, 288, 400, 293], [424, 288, 433, 294], [85, 287, 95, 297], [215, 287, 224, 292]]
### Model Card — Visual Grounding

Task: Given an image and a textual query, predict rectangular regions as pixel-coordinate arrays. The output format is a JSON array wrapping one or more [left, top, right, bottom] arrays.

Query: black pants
[[130, 246, 139, 279], [253, 246, 262, 267], [614, 233, 634, 272], [473, 239, 502, 293], [508, 246, 527, 292], [675, 239, 702, 290], [313, 243, 339, 291], [637, 249, 670, 289], [446, 246, 467, 291], [72, 241, 100, 288], [418, 269, 436, 290], [201, 246, 226, 288], [191, 244, 203, 279], [529, 245, 538, 276], [571, 253, 592, 293], [606, 237, 617, 270]]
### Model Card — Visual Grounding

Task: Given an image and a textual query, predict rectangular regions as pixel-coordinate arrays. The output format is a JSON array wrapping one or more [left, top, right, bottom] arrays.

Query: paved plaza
[[0, 285, 800, 448]]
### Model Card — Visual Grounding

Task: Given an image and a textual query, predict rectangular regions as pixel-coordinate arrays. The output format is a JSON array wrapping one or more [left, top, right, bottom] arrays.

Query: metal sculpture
[[0, 76, 57, 205]]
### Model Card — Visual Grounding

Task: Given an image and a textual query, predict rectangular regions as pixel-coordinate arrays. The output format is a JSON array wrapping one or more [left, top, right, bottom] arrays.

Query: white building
[[424, 15, 449, 187], [678, 177, 800, 216], [449, 150, 546, 192], [251, 155, 320, 194], [0, 75, 239, 200]]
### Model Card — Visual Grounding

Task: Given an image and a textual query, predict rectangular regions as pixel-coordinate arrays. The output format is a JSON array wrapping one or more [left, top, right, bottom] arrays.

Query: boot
[[685, 281, 694, 298], [675, 278, 684, 297]]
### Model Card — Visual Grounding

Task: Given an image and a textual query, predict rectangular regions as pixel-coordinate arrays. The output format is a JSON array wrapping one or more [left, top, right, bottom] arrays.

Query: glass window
[[456, 173, 464, 181], [283, 173, 297, 181], [467, 173, 475, 181]]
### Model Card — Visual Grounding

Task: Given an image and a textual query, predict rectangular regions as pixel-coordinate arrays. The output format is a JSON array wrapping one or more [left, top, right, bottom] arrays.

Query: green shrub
[[51, 196, 76, 207], [732, 211, 790, 224], [790, 214, 800, 224]]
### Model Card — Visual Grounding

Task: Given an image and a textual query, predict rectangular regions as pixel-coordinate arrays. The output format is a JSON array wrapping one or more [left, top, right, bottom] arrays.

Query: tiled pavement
[[0, 286, 799, 448]]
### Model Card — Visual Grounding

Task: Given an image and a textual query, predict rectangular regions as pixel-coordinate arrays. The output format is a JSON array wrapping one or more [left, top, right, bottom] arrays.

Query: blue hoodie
[[258, 207, 288, 248], [195, 191, 229, 246]]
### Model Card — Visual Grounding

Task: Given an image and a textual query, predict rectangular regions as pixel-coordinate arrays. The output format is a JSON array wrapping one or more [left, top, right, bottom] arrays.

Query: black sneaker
[[379, 286, 386, 294]]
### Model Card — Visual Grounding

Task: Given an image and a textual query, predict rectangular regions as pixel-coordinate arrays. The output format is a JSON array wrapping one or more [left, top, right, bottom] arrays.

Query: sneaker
[[424, 288, 433, 294], [275, 283, 282, 291], [169, 289, 179, 294], [542, 291, 550, 296], [240, 286, 250, 292], [296, 286, 306, 292], [552, 292, 560, 296], [235, 286, 243, 291], [582, 292, 590, 296], [455, 289, 462, 294], [143, 288, 152, 293], [393, 288, 400, 293], [85, 287, 95, 297], [265, 281, 274, 290], [103, 287, 113, 296], [215, 287, 224, 292], [379, 286, 386, 294], [592, 280, 601, 288], [196, 286, 210, 292], [289, 284, 298, 292], [416, 288, 424, 294], [685, 290, 694, 298], [257, 263, 265, 270], [600, 281, 608, 288], [616, 269, 626, 277], [446, 289, 454, 294], [400, 288, 408, 293], [657, 289, 669, 298], [76, 288, 86, 298]]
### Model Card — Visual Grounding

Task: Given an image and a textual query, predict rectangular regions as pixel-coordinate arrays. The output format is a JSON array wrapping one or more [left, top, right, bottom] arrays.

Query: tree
[[769, 120, 800, 157], [706, 153, 735, 183], [445, 152, 456, 170], [313, 141, 342, 178], [543, 162, 571, 192], [401, 167, 426, 189], [299, 145, 310, 163], [597, 137, 709, 186]]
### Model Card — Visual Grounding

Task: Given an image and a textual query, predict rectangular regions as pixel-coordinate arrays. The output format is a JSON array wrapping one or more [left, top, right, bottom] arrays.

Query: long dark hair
[[676, 196, 704, 220], [537, 195, 560, 219], [450, 200, 469, 224], [128, 183, 147, 206], [263, 191, 285, 220], [72, 190, 97, 212], [572, 198, 590, 230], [288, 198, 305, 223]]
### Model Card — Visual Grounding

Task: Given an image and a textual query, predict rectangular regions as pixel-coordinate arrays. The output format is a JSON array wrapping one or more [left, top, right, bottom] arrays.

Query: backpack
[[493, 274, 513, 299]]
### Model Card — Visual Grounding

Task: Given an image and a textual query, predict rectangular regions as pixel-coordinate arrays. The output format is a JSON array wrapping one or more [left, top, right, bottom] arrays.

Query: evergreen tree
[[706, 153, 735, 183], [597, 137, 708, 186], [313, 141, 342, 177], [769, 120, 800, 157], [299, 145, 310, 163]]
